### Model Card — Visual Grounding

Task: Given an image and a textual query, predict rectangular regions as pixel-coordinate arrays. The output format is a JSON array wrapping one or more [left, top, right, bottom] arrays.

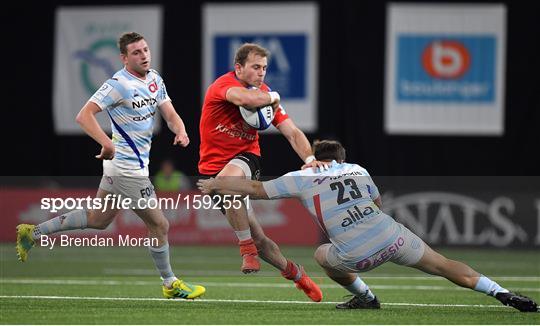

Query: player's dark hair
[[118, 32, 145, 55], [234, 43, 270, 66], [313, 139, 346, 162]]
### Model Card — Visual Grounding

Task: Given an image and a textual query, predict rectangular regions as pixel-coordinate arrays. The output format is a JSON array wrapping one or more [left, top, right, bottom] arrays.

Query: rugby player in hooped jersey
[[199, 43, 324, 301], [16, 32, 205, 300], [198, 139, 538, 312]]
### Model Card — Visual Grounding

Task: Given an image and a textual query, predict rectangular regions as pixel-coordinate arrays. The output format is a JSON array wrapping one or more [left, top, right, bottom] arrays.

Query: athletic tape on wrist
[[268, 91, 280, 104], [304, 155, 316, 164]]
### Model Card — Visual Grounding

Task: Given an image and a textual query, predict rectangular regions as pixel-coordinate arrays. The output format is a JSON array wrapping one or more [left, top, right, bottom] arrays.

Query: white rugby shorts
[[99, 160, 156, 208], [325, 223, 426, 273]]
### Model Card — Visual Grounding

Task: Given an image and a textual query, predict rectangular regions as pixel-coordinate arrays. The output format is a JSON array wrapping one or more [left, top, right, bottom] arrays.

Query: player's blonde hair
[[118, 32, 145, 55], [234, 43, 270, 66]]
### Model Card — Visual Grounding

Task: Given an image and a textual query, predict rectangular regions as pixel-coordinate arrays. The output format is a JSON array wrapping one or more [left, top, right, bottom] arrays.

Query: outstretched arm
[[276, 119, 327, 170], [276, 119, 312, 160], [75, 101, 115, 160], [159, 101, 189, 147], [197, 178, 269, 200]]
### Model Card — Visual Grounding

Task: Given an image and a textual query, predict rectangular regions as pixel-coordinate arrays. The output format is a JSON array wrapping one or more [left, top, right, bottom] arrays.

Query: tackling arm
[[197, 178, 269, 200]]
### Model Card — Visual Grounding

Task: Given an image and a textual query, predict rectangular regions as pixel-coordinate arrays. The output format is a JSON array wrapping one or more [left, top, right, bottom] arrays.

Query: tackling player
[[199, 43, 323, 301], [197, 139, 538, 312]]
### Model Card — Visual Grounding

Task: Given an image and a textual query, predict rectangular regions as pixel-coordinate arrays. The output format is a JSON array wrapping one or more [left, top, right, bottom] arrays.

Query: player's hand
[[197, 178, 215, 194], [173, 133, 189, 147], [301, 160, 329, 171], [95, 145, 115, 160], [268, 91, 280, 105]]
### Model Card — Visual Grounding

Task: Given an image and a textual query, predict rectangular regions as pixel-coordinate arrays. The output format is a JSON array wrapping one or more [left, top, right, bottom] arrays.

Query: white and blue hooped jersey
[[263, 161, 400, 260], [89, 68, 170, 172]]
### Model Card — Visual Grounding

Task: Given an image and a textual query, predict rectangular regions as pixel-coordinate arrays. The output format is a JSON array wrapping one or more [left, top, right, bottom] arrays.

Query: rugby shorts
[[99, 160, 156, 209], [200, 152, 261, 214], [325, 222, 426, 273]]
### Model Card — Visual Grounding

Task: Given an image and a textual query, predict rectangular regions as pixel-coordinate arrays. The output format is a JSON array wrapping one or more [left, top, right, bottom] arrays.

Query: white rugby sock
[[148, 243, 176, 286], [235, 229, 252, 242], [148, 243, 176, 284], [33, 209, 88, 240], [162, 276, 178, 288], [474, 275, 509, 296], [344, 276, 376, 302]]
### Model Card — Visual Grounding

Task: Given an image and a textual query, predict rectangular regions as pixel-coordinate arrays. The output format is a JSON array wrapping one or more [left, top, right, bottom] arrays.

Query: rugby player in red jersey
[[199, 43, 323, 302]]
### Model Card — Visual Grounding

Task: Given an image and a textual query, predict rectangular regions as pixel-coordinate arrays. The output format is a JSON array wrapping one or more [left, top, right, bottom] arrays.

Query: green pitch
[[1, 244, 538, 324]]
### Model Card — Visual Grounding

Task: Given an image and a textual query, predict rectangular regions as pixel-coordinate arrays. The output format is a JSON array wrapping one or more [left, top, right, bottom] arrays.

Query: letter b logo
[[422, 41, 470, 79]]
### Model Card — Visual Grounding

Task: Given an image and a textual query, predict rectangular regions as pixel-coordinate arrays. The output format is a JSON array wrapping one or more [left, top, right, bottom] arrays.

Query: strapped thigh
[[228, 152, 262, 181]]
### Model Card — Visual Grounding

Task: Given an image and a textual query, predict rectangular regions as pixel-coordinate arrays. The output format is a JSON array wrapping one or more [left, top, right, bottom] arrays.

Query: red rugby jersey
[[198, 71, 289, 175]]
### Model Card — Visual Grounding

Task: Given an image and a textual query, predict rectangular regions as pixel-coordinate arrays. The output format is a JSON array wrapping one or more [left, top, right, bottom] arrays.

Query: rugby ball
[[239, 105, 274, 130]]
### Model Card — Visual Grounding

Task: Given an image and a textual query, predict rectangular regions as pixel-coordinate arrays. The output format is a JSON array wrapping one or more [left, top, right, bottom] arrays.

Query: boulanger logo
[[73, 38, 123, 95], [422, 40, 470, 79], [397, 35, 496, 102]]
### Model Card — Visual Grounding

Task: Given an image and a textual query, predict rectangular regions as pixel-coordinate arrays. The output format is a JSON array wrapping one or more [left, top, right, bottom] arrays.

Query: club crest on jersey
[[148, 81, 158, 93]]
